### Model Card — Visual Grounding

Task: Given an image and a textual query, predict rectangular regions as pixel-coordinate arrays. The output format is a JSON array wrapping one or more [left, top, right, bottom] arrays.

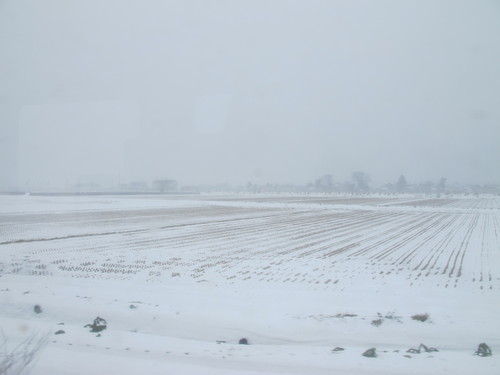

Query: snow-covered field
[[1, 194, 499, 374]]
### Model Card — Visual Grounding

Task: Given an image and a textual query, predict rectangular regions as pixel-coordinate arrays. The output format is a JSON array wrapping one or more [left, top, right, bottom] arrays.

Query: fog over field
[[1, 0, 499, 190], [1, 2, 500, 375]]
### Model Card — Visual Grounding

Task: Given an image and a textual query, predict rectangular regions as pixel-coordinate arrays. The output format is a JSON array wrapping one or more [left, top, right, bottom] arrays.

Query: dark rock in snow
[[239, 338, 249, 345], [332, 347, 345, 352], [85, 317, 107, 332], [474, 343, 492, 357], [54, 330, 65, 335], [34, 305, 42, 314], [362, 348, 377, 358]]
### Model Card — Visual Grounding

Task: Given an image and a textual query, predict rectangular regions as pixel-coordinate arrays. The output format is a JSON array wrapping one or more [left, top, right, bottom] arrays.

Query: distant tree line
[[62, 174, 499, 196]]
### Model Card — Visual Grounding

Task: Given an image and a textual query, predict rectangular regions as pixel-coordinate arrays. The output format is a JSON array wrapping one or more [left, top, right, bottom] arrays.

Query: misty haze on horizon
[[1, 0, 499, 191]]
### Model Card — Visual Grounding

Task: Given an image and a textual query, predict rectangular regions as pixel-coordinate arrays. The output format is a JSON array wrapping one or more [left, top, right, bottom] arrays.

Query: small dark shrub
[[34, 305, 42, 314], [475, 343, 492, 357], [411, 313, 429, 322], [384, 311, 402, 323], [334, 313, 357, 318], [84, 317, 107, 332], [407, 343, 438, 353], [371, 319, 383, 327]]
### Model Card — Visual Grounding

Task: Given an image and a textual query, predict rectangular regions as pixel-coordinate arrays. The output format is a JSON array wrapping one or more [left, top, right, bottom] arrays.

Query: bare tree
[[351, 171, 371, 192], [396, 175, 407, 193], [315, 174, 334, 192], [438, 177, 447, 194], [153, 179, 178, 193], [1, 331, 47, 375], [418, 180, 434, 194]]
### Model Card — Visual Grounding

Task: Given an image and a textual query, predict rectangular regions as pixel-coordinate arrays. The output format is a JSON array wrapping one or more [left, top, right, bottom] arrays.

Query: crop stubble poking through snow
[[1, 195, 499, 291]]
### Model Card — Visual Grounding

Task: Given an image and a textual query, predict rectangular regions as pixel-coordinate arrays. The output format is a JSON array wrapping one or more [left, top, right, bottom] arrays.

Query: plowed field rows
[[1, 194, 499, 292]]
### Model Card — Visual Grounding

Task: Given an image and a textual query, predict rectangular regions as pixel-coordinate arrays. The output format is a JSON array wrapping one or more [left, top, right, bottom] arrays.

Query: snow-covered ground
[[1, 194, 499, 374]]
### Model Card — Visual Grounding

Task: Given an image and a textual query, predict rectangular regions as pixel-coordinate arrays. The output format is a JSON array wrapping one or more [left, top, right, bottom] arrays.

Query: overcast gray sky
[[1, 0, 499, 190]]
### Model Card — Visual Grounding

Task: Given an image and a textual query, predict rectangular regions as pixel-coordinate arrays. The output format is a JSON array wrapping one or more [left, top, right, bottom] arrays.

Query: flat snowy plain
[[1, 193, 499, 374]]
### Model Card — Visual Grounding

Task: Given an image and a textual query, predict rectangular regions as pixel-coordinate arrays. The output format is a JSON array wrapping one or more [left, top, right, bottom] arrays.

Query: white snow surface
[[1, 194, 499, 374]]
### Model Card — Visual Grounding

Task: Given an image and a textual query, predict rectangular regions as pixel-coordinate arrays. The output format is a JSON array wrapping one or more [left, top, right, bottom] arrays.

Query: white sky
[[1, 0, 499, 189]]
